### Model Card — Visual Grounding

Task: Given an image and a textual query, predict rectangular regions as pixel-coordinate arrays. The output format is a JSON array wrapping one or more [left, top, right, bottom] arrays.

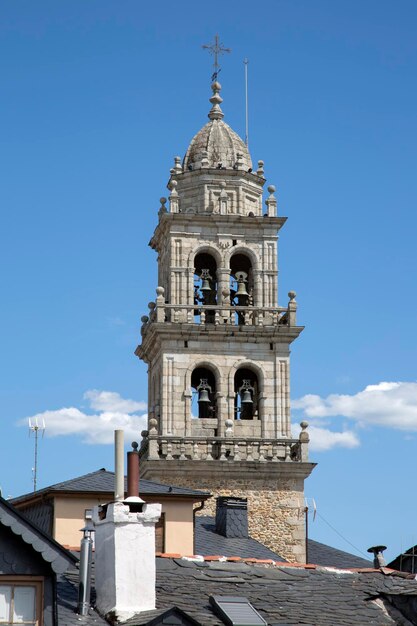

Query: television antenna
[[28, 417, 46, 492], [302, 497, 317, 564]]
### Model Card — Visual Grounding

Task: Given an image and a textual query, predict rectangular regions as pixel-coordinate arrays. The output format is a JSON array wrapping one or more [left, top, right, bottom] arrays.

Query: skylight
[[209, 595, 267, 626]]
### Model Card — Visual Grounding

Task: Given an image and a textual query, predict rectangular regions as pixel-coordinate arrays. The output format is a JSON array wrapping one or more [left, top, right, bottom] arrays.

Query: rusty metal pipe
[[127, 442, 140, 498]]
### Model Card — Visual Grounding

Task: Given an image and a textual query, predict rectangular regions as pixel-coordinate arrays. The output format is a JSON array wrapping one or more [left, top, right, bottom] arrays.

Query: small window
[[0, 581, 42, 626], [84, 509, 93, 521]]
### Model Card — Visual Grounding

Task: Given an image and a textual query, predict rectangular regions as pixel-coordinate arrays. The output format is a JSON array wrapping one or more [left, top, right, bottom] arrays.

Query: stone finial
[[265, 185, 277, 217], [257, 160, 265, 177], [158, 197, 167, 218], [140, 315, 149, 336], [288, 291, 297, 326], [218, 181, 228, 215], [222, 288, 230, 305], [173, 156, 182, 174], [148, 301, 156, 311], [208, 81, 224, 120], [148, 417, 158, 434], [299, 421, 309, 443], [235, 152, 244, 170], [155, 287, 165, 322], [169, 180, 179, 213], [201, 150, 209, 168], [225, 419, 234, 436]]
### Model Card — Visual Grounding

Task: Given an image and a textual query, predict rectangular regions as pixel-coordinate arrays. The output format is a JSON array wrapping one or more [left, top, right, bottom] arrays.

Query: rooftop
[[10, 469, 211, 504], [195, 516, 372, 569], [58, 556, 417, 626]]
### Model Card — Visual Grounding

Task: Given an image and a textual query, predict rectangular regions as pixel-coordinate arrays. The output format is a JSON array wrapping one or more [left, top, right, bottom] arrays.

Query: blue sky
[[1, 0, 417, 562]]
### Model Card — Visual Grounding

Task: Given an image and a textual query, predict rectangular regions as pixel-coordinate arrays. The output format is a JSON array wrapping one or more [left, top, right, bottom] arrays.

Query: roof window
[[209, 595, 267, 626]]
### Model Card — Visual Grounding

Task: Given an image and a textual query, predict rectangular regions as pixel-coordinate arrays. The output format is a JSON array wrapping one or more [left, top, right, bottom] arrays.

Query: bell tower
[[136, 79, 315, 562]]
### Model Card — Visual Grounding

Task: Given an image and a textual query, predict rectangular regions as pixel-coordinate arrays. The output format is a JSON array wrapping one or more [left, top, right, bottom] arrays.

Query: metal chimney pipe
[[127, 441, 140, 498], [77, 527, 94, 615], [367, 545, 387, 568], [114, 430, 124, 501]]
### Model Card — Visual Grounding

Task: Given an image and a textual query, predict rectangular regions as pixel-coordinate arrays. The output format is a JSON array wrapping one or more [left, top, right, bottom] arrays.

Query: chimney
[[215, 496, 248, 538], [367, 545, 387, 568], [114, 429, 124, 501], [93, 431, 161, 622], [127, 441, 140, 498]]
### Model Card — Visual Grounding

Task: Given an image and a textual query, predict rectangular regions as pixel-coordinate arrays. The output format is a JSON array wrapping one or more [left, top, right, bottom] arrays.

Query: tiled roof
[[11, 469, 210, 503], [195, 516, 285, 561], [0, 496, 77, 574]]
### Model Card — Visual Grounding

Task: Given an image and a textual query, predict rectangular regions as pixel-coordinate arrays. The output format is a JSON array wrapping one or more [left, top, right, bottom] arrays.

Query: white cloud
[[293, 423, 360, 452], [84, 389, 146, 413], [293, 381, 417, 431], [19, 390, 147, 445]]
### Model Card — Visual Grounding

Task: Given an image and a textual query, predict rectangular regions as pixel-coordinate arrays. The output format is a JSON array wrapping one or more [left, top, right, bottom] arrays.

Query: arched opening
[[191, 366, 217, 419], [194, 252, 218, 323], [229, 252, 253, 324], [234, 367, 259, 420]]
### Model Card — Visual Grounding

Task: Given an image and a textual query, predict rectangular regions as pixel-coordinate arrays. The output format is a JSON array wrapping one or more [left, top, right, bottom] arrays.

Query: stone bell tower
[[136, 79, 315, 562]]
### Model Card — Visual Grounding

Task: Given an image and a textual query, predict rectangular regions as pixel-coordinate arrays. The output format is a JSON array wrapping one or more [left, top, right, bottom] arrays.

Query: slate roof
[[57, 571, 107, 626], [128, 557, 417, 626], [11, 469, 210, 504], [195, 516, 372, 569], [307, 538, 372, 568], [0, 495, 77, 574], [195, 516, 285, 561], [55, 557, 417, 626]]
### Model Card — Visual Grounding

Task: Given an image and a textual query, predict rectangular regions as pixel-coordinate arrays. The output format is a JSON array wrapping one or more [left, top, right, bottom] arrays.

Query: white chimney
[[93, 500, 161, 622], [93, 431, 161, 622]]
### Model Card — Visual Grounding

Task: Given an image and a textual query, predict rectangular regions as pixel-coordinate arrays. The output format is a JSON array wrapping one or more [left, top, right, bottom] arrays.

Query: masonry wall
[[145, 470, 306, 563]]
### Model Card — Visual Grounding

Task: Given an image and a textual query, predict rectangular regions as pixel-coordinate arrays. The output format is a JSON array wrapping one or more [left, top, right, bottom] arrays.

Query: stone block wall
[[151, 471, 306, 563]]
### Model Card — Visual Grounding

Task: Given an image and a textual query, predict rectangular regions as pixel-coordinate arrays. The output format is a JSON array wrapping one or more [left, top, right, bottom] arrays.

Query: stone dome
[[183, 82, 252, 171]]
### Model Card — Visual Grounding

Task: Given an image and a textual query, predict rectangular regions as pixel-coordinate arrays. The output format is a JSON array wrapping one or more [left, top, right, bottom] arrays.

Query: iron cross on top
[[202, 34, 231, 81]]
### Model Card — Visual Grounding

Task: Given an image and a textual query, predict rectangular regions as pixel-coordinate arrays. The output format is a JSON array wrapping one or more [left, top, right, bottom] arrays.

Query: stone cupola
[[183, 81, 252, 172], [136, 71, 315, 564]]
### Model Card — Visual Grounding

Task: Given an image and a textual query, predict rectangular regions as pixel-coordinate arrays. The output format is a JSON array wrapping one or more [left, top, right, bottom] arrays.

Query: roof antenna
[[202, 34, 231, 82], [302, 497, 317, 564], [244, 58, 249, 147], [28, 417, 46, 492]]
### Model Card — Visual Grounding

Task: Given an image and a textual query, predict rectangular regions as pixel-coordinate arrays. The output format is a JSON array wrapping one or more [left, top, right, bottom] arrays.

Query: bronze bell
[[200, 269, 212, 292], [236, 278, 249, 298], [201, 277, 211, 292], [241, 389, 253, 405], [198, 388, 210, 404]]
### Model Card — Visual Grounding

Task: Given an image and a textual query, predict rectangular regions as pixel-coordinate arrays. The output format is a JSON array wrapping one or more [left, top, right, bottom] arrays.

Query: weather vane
[[202, 34, 231, 81]]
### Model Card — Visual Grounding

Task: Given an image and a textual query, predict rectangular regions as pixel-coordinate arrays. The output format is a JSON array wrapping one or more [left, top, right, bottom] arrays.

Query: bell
[[198, 388, 210, 404], [236, 278, 249, 298], [241, 389, 253, 405], [201, 278, 211, 292]]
